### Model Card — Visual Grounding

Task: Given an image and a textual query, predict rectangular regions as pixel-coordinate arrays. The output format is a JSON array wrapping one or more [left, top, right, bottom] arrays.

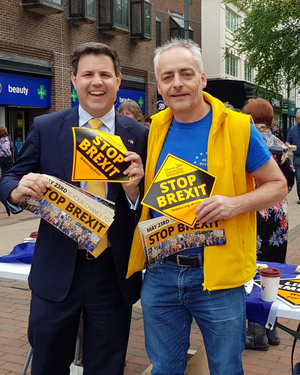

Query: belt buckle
[[175, 254, 203, 267], [176, 256, 182, 266], [176, 255, 191, 267], [86, 251, 95, 260]]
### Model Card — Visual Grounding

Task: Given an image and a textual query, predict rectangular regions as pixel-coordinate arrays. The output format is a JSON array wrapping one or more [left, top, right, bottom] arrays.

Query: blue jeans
[[293, 155, 300, 199], [141, 260, 246, 375]]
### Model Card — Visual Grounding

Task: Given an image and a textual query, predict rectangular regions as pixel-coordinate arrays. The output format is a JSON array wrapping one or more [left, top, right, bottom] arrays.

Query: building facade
[[201, 0, 258, 111], [0, 0, 201, 158], [201, 0, 298, 140]]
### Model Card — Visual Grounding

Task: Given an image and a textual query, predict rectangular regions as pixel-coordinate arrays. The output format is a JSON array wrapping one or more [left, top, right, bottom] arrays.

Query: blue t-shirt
[[152, 107, 271, 254]]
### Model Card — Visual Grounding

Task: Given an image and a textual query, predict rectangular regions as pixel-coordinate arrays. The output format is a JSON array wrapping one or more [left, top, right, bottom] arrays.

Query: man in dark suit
[[0, 42, 148, 375]]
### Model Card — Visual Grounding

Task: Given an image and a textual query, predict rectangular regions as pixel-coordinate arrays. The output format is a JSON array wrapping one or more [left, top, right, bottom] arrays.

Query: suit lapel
[[54, 107, 80, 186], [114, 111, 138, 152]]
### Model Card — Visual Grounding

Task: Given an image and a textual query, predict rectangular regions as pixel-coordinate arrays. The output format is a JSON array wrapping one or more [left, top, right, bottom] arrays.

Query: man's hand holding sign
[[72, 127, 144, 204], [72, 128, 131, 182], [123, 151, 144, 204], [195, 155, 287, 224], [195, 195, 242, 224], [139, 154, 226, 264]]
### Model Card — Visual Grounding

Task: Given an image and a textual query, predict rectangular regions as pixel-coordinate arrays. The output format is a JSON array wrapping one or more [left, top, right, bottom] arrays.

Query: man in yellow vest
[[129, 38, 287, 375]]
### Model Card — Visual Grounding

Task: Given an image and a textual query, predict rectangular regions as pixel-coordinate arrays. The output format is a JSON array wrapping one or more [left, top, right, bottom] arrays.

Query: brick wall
[[1, 0, 201, 123]]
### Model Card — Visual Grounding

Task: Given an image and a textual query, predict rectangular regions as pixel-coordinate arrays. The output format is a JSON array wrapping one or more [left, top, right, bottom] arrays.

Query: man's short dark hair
[[71, 42, 121, 76], [145, 117, 152, 123]]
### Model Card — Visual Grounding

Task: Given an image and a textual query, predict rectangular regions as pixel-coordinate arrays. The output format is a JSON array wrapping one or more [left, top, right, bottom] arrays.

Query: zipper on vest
[[207, 111, 227, 170]]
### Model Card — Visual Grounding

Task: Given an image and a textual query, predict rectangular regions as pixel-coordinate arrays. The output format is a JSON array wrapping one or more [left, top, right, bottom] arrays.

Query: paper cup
[[259, 268, 281, 302]]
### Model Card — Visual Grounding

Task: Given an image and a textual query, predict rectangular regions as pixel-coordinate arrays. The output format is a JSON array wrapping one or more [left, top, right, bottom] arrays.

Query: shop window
[[69, 0, 96, 24], [225, 55, 238, 77], [169, 11, 193, 40], [20, 0, 63, 15], [130, 0, 151, 41], [98, 0, 129, 35], [156, 17, 161, 47]]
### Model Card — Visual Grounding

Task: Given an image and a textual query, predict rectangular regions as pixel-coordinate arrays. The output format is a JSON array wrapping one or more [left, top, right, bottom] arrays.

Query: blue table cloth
[[0, 242, 35, 264]]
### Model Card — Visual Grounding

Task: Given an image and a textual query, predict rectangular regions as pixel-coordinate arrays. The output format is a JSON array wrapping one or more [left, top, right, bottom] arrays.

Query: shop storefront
[[0, 67, 52, 160], [271, 98, 282, 126], [282, 100, 296, 141], [205, 79, 254, 111]]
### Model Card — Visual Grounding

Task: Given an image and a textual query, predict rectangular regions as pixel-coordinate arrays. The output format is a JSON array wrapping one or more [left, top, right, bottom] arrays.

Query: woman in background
[[118, 99, 144, 124], [243, 98, 295, 350], [244, 98, 295, 263], [0, 126, 13, 178]]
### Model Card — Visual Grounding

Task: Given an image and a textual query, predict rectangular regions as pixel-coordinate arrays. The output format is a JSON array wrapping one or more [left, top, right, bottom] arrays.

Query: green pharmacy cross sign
[[71, 88, 78, 103], [37, 85, 47, 100], [138, 96, 144, 108]]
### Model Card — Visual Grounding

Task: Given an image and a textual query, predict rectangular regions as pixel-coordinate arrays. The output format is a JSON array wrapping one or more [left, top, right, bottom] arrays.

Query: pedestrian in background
[[286, 109, 300, 204], [223, 102, 241, 112], [0, 42, 148, 375], [273, 122, 283, 141], [243, 98, 295, 351], [128, 38, 287, 375], [0, 126, 13, 178], [243, 99, 294, 263], [144, 116, 152, 129], [118, 98, 145, 124]]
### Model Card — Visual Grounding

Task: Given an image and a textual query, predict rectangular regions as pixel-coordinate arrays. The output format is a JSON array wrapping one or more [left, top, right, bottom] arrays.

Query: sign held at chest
[[72, 127, 131, 183]]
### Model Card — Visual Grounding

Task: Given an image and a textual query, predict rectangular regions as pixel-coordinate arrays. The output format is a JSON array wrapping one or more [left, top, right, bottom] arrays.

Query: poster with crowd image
[[138, 215, 226, 265], [19, 174, 115, 257]]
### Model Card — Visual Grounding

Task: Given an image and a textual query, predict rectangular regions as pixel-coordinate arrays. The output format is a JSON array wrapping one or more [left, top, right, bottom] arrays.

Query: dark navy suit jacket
[[0, 107, 148, 306], [286, 123, 300, 156]]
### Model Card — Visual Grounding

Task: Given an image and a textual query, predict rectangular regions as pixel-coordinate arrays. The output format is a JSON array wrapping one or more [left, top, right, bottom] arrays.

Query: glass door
[[7, 108, 26, 161]]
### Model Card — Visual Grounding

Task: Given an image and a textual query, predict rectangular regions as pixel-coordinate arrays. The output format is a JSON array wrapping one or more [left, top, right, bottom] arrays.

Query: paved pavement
[[0, 187, 300, 374]]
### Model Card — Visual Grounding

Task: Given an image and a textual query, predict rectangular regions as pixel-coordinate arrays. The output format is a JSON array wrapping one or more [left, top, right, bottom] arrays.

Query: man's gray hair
[[153, 38, 205, 79]]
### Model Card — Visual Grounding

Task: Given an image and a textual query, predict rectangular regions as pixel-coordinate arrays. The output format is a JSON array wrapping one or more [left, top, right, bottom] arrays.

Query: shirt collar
[[78, 105, 115, 132]]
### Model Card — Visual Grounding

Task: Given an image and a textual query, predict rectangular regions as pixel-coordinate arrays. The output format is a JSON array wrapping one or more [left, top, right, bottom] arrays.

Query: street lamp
[[184, 0, 192, 40]]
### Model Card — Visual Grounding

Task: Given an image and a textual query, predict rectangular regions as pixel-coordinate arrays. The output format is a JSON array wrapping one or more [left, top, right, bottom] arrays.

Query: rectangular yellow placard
[[138, 216, 226, 265], [18, 175, 115, 255], [141, 154, 217, 227], [72, 127, 131, 183]]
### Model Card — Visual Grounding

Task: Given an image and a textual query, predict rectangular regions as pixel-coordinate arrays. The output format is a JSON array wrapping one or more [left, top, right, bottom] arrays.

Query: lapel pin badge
[[128, 139, 134, 144]]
